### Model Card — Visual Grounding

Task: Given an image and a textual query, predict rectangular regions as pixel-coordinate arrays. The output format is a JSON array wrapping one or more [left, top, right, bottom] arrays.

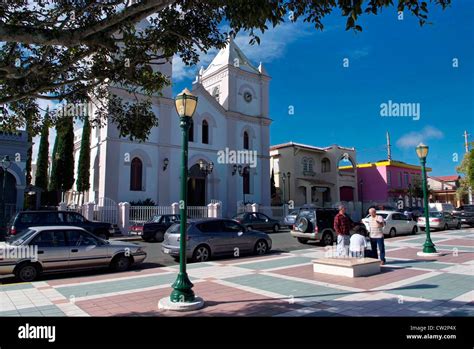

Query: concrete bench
[[312, 257, 381, 278]]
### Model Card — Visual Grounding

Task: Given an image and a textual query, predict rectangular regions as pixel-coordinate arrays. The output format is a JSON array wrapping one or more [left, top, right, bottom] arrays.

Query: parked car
[[417, 211, 461, 231], [452, 205, 474, 227], [6, 211, 116, 240], [141, 214, 180, 242], [362, 210, 418, 238], [161, 218, 272, 262], [0, 226, 147, 282], [290, 207, 367, 245], [283, 210, 299, 228], [233, 212, 280, 233]]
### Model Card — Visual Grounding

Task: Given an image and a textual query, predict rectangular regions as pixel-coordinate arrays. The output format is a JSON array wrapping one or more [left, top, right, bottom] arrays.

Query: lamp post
[[1, 155, 11, 230], [281, 173, 286, 204], [415, 143, 440, 256], [287, 172, 291, 202], [159, 88, 204, 311]]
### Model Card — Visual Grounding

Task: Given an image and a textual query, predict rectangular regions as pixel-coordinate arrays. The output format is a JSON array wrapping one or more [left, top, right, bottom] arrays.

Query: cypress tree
[[60, 116, 75, 192], [76, 116, 91, 201], [35, 109, 50, 191], [49, 123, 61, 192]]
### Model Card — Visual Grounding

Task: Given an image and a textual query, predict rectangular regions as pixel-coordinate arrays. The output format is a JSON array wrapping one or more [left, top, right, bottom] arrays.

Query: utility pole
[[386, 131, 392, 161], [463, 130, 472, 204]]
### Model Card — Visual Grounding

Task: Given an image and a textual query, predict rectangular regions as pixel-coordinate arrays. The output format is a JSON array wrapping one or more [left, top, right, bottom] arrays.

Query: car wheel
[[192, 245, 210, 263], [322, 232, 333, 246], [15, 263, 39, 282], [389, 228, 396, 238], [272, 224, 280, 233], [411, 226, 418, 235], [254, 240, 268, 255], [154, 231, 164, 242], [456, 222, 461, 230], [297, 237, 309, 244], [444, 224, 449, 231], [111, 254, 131, 272]]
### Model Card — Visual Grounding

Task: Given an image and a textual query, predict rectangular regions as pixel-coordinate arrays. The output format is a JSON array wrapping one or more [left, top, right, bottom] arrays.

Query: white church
[[71, 38, 272, 218]]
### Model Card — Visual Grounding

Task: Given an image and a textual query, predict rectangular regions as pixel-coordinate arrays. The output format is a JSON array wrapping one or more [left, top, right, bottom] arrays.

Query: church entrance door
[[187, 164, 206, 206]]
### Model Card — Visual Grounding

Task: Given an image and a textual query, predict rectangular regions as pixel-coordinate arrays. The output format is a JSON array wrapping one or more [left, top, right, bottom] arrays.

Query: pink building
[[356, 160, 431, 207]]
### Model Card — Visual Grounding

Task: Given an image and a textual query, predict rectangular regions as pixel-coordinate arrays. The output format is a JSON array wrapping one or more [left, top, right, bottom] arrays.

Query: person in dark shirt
[[334, 205, 352, 256]]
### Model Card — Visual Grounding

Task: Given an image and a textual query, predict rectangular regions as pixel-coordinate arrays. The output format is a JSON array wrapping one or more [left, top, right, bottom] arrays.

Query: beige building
[[270, 142, 358, 207]]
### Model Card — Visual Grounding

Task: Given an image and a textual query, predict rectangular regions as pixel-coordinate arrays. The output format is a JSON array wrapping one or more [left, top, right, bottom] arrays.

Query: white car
[[362, 210, 418, 238]]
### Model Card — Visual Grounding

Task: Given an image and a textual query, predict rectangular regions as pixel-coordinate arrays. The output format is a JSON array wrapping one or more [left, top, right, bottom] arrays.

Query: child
[[349, 226, 368, 258]]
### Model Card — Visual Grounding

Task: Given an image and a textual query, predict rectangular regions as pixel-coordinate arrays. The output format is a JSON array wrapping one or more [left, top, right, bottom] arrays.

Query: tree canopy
[[0, 0, 451, 140]]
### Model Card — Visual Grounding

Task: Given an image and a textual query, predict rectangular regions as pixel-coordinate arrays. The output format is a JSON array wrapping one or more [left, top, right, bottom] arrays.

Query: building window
[[202, 120, 209, 144], [188, 119, 194, 142], [399, 172, 403, 187], [243, 167, 250, 194], [321, 158, 331, 173], [308, 159, 313, 172], [130, 157, 143, 191], [243, 131, 249, 150], [302, 158, 308, 172], [404, 172, 410, 186], [387, 171, 392, 185]]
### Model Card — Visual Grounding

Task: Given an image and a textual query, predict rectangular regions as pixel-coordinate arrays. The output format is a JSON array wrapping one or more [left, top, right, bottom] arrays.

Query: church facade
[[72, 39, 272, 218]]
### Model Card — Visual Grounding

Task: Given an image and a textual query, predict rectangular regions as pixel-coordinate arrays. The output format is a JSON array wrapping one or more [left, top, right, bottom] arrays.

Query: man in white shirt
[[367, 208, 386, 264]]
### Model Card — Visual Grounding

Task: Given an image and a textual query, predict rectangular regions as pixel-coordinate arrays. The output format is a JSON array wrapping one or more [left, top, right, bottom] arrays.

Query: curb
[[110, 236, 143, 242]]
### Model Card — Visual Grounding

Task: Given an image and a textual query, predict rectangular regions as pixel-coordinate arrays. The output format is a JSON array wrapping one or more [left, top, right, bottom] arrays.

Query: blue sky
[[173, 1, 474, 176]]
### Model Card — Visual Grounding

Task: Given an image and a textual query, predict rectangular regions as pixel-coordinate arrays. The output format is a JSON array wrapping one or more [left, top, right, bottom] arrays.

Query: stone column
[[118, 202, 130, 235], [251, 203, 259, 213], [171, 202, 179, 215]]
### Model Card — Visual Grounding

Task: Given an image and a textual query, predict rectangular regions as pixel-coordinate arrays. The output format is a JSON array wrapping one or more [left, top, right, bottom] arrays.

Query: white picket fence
[[187, 206, 209, 219]]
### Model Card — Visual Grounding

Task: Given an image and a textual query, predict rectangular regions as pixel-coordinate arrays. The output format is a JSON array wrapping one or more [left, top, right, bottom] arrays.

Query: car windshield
[[167, 222, 191, 234], [234, 213, 246, 219], [147, 215, 162, 223], [8, 229, 37, 246], [429, 212, 442, 218], [289, 211, 298, 216]]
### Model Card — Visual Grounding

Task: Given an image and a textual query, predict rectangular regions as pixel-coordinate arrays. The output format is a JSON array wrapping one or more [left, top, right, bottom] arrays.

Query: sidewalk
[[1, 228, 473, 317]]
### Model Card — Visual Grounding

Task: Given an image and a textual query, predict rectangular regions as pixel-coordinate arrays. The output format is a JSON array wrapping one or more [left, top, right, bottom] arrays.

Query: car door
[[66, 230, 109, 269], [29, 230, 69, 271], [443, 212, 453, 228], [399, 214, 414, 234], [222, 220, 250, 254], [197, 221, 230, 256], [64, 212, 88, 230], [257, 213, 273, 230]]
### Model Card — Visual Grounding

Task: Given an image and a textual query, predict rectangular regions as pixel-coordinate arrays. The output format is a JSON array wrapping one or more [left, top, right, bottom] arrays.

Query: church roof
[[203, 37, 260, 76]]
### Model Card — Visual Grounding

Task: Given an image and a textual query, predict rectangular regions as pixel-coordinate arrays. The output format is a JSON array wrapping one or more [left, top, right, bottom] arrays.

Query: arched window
[[321, 158, 331, 173], [243, 167, 250, 194], [243, 131, 249, 150], [308, 158, 314, 172], [130, 157, 143, 191], [202, 120, 209, 144], [188, 119, 194, 142]]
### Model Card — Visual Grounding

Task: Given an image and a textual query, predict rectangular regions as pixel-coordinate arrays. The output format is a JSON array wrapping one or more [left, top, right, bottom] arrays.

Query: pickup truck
[[452, 205, 474, 227]]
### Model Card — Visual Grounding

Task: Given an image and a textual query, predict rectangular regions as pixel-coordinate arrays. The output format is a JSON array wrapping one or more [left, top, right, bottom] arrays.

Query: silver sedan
[[0, 226, 146, 282], [417, 211, 461, 231], [161, 218, 272, 262]]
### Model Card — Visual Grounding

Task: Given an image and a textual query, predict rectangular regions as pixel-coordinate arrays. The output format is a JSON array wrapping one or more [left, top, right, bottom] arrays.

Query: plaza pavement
[[0, 228, 473, 317]]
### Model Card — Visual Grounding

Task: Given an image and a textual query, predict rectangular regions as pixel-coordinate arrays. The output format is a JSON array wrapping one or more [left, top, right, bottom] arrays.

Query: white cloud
[[396, 126, 444, 149], [172, 21, 312, 82]]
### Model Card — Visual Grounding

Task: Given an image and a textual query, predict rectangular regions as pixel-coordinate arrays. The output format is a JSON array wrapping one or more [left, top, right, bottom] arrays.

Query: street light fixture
[[199, 160, 214, 176], [159, 88, 204, 311], [281, 173, 286, 204], [415, 143, 440, 256]]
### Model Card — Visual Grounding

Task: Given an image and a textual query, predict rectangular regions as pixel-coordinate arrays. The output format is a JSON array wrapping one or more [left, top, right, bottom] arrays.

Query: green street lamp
[[415, 143, 439, 256], [159, 88, 204, 311]]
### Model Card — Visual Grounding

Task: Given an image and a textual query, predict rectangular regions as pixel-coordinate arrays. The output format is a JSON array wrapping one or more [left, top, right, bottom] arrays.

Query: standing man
[[367, 208, 386, 265], [334, 205, 352, 257]]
